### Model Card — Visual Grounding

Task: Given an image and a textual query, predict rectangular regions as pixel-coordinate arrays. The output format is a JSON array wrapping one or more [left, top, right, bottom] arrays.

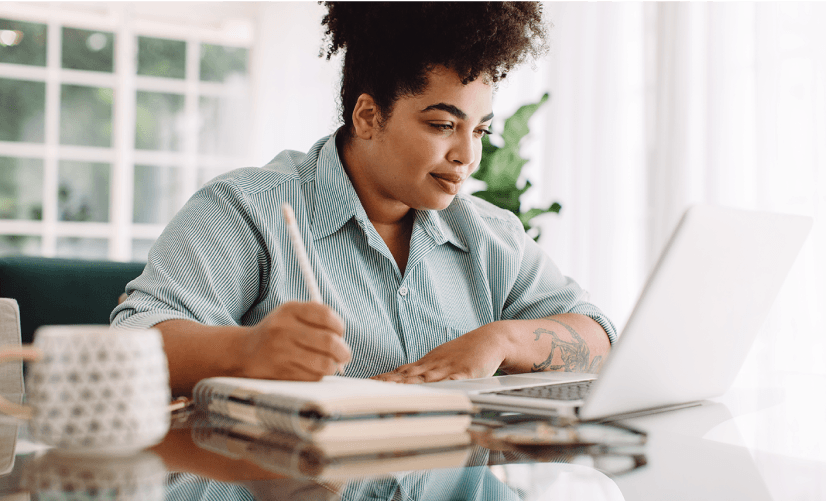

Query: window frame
[[0, 3, 255, 261]]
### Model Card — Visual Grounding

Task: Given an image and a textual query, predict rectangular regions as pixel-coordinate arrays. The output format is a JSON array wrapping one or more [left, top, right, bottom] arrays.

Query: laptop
[[426, 205, 812, 421]]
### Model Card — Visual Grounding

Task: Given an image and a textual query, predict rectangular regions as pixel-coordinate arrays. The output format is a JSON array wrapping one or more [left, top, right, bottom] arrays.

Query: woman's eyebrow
[[421, 103, 494, 123]]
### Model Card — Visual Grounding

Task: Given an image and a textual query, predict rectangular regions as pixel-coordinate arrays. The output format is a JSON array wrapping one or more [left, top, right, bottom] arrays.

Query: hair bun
[[320, 2, 548, 137]]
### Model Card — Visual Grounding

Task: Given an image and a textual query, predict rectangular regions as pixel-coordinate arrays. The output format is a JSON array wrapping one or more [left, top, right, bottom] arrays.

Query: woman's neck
[[338, 133, 415, 272], [338, 133, 413, 227]]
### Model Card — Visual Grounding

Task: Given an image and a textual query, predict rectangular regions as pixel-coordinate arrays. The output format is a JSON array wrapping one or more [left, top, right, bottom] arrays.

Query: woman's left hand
[[371, 324, 513, 383]]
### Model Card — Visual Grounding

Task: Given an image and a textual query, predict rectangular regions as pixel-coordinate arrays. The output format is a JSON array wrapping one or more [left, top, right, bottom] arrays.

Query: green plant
[[472, 92, 560, 241]]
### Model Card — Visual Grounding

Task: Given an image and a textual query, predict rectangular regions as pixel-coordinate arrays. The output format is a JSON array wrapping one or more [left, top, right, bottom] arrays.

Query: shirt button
[[398, 286, 409, 297]]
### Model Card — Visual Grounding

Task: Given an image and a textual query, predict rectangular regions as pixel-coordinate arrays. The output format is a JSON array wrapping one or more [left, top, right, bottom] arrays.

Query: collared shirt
[[111, 133, 616, 378]]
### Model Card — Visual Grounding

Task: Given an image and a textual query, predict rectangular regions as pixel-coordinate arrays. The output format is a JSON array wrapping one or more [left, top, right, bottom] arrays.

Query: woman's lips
[[430, 173, 464, 195]]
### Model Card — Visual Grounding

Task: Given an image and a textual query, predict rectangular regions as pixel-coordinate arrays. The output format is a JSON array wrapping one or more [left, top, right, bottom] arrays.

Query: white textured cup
[[22, 325, 171, 455]]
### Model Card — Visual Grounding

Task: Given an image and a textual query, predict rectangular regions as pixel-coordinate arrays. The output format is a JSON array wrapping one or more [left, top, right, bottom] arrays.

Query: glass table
[[0, 372, 824, 500]]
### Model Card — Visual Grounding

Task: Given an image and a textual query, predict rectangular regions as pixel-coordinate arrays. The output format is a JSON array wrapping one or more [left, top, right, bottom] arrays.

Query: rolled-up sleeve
[[502, 230, 618, 345], [111, 178, 268, 330]]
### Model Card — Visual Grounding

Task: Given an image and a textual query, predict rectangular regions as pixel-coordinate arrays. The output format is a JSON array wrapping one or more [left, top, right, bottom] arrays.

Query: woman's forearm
[[498, 313, 611, 375], [155, 319, 250, 396]]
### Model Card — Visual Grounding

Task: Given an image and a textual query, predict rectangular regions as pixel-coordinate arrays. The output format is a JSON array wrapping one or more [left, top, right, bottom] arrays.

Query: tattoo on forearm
[[531, 319, 603, 373]]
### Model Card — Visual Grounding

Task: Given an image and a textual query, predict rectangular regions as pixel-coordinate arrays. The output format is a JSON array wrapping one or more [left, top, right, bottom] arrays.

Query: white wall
[[249, 2, 341, 165]]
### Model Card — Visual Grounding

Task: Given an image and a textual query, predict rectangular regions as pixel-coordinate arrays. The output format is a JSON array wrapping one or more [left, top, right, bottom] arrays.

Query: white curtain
[[498, 2, 826, 382]]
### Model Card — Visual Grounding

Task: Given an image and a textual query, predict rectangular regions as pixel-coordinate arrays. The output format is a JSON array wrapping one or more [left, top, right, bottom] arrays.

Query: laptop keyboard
[[493, 380, 594, 401]]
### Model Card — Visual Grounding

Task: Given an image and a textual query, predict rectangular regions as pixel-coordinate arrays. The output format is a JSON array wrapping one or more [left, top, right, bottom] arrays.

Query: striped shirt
[[111, 132, 616, 378]]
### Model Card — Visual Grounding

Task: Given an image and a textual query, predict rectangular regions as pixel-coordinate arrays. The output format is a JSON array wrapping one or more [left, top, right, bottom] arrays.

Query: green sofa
[[0, 256, 146, 344]]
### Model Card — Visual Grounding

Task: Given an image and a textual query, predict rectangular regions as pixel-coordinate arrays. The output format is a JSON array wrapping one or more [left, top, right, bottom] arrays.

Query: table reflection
[[22, 449, 166, 501], [21, 400, 796, 501], [0, 412, 644, 500], [153, 411, 638, 501], [162, 457, 627, 501], [189, 414, 475, 481]]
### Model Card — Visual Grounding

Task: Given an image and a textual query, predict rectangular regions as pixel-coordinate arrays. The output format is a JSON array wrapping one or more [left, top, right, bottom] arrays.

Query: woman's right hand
[[241, 301, 350, 381]]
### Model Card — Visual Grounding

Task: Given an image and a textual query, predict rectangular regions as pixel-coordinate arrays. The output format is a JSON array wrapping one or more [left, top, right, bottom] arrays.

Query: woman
[[112, 2, 616, 396]]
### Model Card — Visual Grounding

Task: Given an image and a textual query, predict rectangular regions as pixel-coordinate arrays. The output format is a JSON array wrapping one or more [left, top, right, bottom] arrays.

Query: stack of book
[[191, 376, 475, 479]]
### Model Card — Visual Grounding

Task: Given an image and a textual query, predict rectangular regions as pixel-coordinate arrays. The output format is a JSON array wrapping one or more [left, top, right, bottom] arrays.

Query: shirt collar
[[416, 205, 469, 252], [310, 132, 371, 241]]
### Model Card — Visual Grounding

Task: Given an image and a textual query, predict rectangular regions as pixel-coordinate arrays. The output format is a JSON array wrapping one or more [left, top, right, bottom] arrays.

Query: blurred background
[[1, 2, 825, 378]]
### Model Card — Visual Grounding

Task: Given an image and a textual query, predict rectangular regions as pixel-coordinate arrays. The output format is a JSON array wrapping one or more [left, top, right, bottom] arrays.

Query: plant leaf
[[471, 92, 561, 244], [485, 148, 527, 190], [501, 93, 549, 148], [518, 208, 546, 226], [471, 189, 521, 214], [518, 202, 563, 232]]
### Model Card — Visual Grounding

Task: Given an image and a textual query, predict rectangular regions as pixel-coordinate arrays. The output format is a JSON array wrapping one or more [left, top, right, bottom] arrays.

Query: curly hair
[[320, 2, 548, 141]]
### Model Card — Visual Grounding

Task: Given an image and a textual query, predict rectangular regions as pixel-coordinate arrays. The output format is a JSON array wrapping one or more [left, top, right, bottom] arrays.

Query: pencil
[[281, 202, 347, 375], [281, 202, 322, 303]]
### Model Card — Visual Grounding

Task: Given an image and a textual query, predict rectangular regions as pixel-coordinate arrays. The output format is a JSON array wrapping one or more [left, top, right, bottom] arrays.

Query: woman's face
[[358, 67, 494, 213]]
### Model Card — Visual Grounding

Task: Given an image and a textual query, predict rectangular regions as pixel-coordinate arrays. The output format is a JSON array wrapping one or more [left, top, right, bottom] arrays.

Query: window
[[0, 4, 253, 261]]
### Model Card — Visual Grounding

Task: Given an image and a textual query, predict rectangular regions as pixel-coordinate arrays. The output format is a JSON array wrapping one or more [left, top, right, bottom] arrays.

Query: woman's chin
[[420, 195, 456, 211]]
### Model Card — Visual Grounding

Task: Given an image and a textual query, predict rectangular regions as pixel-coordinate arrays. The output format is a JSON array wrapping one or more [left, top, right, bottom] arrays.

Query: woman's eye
[[430, 123, 454, 133], [430, 123, 491, 138]]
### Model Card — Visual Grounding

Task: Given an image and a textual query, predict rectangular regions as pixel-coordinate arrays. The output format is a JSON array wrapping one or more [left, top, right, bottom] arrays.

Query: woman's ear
[[352, 93, 380, 140]]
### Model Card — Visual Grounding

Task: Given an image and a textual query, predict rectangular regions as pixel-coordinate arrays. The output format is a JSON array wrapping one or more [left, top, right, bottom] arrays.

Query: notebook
[[426, 204, 812, 421], [193, 375, 473, 440]]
